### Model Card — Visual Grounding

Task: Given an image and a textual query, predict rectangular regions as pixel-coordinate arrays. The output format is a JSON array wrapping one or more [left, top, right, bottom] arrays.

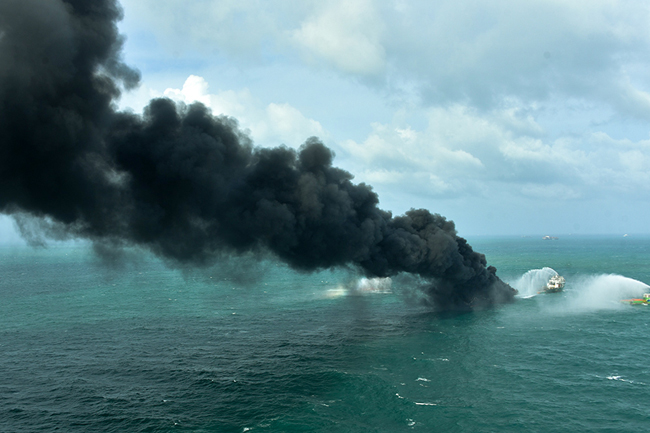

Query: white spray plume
[[353, 277, 392, 294], [510, 267, 559, 297], [555, 274, 650, 313]]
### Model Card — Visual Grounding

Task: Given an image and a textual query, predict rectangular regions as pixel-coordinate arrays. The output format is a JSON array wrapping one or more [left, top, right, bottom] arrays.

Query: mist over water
[[324, 276, 392, 299], [556, 274, 650, 313], [511, 266, 650, 313], [353, 277, 393, 294]]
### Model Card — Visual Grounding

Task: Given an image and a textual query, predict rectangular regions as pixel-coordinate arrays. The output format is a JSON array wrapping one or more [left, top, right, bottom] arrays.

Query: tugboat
[[539, 275, 565, 293], [621, 293, 650, 305]]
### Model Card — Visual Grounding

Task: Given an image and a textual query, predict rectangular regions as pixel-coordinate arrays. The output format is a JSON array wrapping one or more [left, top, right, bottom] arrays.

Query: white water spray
[[324, 277, 392, 298], [558, 274, 650, 312], [511, 266, 650, 312], [353, 277, 392, 294], [510, 267, 559, 297]]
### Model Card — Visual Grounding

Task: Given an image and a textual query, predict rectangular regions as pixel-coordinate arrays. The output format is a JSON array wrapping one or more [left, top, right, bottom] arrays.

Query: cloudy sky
[[4, 0, 650, 240]]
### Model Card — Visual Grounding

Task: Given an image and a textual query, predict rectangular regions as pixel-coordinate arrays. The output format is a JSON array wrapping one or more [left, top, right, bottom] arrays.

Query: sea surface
[[1, 235, 649, 432]]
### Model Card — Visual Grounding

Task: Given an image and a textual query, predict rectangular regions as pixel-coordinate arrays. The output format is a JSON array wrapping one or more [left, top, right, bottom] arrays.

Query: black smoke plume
[[0, 0, 516, 310]]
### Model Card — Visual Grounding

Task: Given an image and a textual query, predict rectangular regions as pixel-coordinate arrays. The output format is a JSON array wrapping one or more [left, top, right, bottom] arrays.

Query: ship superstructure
[[543, 275, 565, 293]]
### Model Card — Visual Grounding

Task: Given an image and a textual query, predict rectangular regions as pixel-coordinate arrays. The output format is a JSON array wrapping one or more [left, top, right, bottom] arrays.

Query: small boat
[[621, 293, 650, 305], [539, 275, 565, 293]]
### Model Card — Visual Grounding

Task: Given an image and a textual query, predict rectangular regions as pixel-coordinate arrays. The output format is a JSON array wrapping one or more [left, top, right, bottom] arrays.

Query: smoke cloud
[[0, 0, 516, 311]]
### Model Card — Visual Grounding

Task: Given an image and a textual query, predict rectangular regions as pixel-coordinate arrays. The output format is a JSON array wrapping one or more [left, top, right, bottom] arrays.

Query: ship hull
[[544, 287, 563, 293]]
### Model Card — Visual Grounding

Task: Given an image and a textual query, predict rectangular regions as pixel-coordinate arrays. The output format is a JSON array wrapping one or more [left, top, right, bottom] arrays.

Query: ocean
[[1, 235, 649, 432]]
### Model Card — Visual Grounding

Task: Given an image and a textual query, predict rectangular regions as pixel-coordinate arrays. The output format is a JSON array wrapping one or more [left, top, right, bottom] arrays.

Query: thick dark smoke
[[0, 0, 516, 311]]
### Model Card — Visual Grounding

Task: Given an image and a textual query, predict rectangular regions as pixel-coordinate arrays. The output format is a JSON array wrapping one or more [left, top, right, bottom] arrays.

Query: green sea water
[[1, 235, 650, 432]]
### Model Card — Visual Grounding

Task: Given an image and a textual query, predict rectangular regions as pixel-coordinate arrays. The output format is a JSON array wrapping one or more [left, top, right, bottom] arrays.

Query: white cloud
[[340, 104, 650, 202], [161, 75, 326, 148], [122, 0, 296, 61], [163, 75, 210, 106], [290, 0, 385, 75], [115, 0, 650, 233], [256, 103, 325, 146], [609, 81, 650, 120], [380, 0, 650, 110], [121, 0, 650, 114]]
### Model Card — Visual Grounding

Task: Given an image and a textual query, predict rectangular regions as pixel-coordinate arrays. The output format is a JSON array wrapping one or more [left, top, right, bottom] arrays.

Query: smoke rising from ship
[[0, 0, 516, 310]]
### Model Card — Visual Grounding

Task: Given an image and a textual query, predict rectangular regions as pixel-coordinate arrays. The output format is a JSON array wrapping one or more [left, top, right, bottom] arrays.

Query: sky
[[3, 0, 650, 241]]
